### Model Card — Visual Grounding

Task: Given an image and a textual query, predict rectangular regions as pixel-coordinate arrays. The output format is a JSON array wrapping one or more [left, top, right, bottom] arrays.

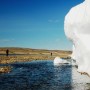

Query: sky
[[0, 0, 83, 50]]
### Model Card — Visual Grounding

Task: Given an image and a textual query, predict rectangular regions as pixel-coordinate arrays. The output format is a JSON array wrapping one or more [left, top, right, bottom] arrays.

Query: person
[[51, 52, 52, 56], [6, 49, 9, 56]]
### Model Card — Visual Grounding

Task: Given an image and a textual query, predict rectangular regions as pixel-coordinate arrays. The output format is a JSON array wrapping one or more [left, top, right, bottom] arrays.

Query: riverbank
[[0, 47, 71, 73], [0, 54, 71, 64], [0, 47, 72, 64]]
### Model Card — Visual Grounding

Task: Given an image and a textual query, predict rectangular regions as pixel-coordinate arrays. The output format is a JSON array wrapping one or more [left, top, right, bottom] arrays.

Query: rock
[[0, 66, 12, 73]]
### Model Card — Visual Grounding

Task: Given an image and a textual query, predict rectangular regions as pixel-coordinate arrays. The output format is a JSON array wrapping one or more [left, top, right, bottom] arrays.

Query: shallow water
[[0, 60, 90, 90]]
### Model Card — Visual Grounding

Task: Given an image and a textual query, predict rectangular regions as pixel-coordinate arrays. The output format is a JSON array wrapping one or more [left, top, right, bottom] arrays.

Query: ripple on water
[[0, 60, 90, 90]]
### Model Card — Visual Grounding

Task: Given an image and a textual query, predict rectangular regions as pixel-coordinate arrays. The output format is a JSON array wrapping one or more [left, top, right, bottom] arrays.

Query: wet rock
[[0, 66, 12, 73]]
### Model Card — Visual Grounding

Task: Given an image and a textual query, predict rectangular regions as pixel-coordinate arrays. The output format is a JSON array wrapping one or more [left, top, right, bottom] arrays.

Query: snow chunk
[[64, 0, 90, 75], [54, 57, 68, 66]]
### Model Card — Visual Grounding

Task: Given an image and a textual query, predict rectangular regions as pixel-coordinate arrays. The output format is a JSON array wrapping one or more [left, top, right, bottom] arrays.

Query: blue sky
[[0, 0, 83, 50]]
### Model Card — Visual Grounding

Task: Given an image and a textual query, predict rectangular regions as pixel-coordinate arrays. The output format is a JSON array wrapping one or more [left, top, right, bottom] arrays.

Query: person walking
[[51, 52, 52, 56], [6, 49, 9, 56]]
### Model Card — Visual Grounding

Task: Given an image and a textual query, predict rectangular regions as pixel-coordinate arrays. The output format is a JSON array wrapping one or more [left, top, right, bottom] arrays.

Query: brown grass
[[0, 47, 72, 64]]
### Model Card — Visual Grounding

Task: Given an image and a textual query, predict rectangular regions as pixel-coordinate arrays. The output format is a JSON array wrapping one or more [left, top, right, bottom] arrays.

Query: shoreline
[[0, 47, 72, 73], [0, 54, 71, 73], [0, 54, 71, 64]]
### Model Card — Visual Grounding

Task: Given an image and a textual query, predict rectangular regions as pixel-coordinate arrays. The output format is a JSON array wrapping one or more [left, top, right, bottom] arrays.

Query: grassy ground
[[0, 47, 72, 64]]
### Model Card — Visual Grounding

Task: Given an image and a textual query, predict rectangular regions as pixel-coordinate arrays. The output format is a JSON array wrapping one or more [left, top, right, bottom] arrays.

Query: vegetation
[[0, 47, 72, 64]]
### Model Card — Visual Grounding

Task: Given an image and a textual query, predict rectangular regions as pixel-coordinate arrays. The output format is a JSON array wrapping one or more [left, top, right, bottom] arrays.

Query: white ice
[[64, 0, 90, 75], [54, 57, 68, 65]]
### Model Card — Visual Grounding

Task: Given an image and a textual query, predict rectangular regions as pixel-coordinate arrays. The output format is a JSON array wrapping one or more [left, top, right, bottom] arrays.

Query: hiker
[[51, 52, 52, 56], [6, 49, 9, 56]]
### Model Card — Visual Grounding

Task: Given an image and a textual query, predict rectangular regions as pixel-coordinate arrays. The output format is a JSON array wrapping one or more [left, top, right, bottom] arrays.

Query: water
[[0, 60, 90, 90]]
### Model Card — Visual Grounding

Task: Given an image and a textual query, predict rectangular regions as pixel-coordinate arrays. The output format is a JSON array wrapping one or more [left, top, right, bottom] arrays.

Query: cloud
[[48, 19, 60, 23], [56, 38, 61, 42], [48, 20, 53, 23], [0, 39, 15, 43], [55, 20, 60, 23]]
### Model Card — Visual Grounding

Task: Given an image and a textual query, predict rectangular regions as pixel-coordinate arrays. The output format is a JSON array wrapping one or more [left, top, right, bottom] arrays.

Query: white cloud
[[48, 20, 53, 23], [48, 19, 60, 23], [55, 20, 59, 23], [56, 38, 61, 42], [0, 39, 15, 43]]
